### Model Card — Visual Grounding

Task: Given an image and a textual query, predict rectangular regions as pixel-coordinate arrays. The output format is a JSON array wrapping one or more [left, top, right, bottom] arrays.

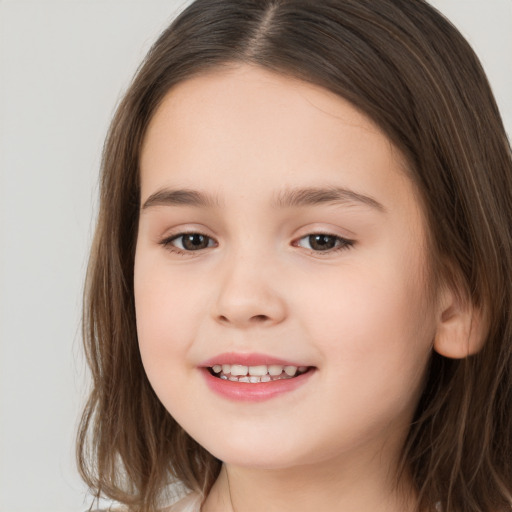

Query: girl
[[77, 1, 512, 511]]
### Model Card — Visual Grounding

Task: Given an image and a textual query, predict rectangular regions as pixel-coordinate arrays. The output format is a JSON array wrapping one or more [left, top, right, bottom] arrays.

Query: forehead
[[139, 65, 415, 216]]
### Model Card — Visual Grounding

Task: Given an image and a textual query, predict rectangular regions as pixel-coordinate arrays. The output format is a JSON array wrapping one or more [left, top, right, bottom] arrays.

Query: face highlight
[[134, 65, 438, 472]]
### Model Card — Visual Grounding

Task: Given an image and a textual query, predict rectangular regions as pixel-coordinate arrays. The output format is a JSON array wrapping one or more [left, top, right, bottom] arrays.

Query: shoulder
[[161, 492, 202, 512], [84, 493, 201, 512]]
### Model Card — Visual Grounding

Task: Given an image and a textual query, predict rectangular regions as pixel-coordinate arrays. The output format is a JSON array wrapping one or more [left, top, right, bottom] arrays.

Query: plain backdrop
[[0, 1, 510, 511]]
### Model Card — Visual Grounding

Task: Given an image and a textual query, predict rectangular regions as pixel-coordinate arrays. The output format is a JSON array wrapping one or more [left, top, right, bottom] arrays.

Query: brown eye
[[296, 234, 354, 253], [181, 234, 210, 250], [165, 233, 216, 251], [308, 234, 337, 250]]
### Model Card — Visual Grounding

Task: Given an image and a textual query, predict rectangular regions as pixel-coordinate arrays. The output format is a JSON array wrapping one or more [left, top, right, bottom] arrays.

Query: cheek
[[297, 249, 435, 387], [133, 258, 203, 417], [134, 253, 193, 367]]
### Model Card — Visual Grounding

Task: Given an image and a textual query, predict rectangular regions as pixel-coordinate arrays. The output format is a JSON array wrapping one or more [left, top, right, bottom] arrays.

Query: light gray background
[[0, 1, 510, 511]]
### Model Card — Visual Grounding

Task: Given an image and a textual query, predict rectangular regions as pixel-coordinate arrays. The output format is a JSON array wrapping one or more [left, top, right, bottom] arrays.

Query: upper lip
[[200, 352, 309, 368]]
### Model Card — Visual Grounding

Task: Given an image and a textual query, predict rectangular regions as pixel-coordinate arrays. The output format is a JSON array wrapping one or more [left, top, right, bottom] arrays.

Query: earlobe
[[433, 286, 487, 359]]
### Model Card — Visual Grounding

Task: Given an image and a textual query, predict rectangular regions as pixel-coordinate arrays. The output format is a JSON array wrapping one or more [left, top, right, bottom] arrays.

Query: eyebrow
[[141, 186, 385, 212], [142, 188, 221, 209], [272, 186, 386, 212]]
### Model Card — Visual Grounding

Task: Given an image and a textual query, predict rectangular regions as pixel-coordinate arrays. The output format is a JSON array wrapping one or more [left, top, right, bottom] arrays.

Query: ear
[[433, 285, 487, 359]]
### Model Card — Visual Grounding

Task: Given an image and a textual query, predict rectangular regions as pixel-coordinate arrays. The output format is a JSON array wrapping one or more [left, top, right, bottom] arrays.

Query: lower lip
[[201, 368, 315, 402]]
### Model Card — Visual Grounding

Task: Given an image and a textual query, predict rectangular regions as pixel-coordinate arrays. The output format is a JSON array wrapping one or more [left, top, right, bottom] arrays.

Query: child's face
[[135, 65, 439, 471]]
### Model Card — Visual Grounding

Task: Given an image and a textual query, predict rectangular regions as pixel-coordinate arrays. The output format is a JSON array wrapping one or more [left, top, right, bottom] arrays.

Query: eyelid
[[292, 232, 355, 255], [157, 227, 355, 256], [159, 229, 218, 255]]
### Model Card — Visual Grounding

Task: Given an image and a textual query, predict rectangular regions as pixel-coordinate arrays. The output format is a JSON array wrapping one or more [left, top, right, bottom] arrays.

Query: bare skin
[[136, 65, 473, 512]]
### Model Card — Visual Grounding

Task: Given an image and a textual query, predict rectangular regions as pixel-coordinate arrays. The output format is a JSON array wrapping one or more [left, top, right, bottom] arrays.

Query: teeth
[[268, 365, 283, 376], [248, 365, 268, 376], [230, 364, 248, 376], [284, 366, 297, 376], [211, 363, 309, 382]]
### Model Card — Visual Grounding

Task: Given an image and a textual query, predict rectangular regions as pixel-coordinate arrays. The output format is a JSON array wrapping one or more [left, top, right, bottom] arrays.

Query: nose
[[211, 253, 287, 329]]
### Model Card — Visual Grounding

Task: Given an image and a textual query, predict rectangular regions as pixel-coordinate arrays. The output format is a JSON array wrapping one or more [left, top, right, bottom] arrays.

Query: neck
[[202, 452, 416, 512]]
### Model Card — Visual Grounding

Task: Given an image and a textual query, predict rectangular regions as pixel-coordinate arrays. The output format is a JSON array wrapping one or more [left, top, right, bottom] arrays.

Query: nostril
[[217, 314, 270, 324], [251, 314, 270, 322]]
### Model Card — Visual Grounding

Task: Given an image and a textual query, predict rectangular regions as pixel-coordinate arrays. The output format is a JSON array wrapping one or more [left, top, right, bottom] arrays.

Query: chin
[[196, 431, 315, 470]]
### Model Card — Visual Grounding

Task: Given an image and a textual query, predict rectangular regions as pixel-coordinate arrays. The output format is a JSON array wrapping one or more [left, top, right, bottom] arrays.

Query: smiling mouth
[[207, 364, 312, 383]]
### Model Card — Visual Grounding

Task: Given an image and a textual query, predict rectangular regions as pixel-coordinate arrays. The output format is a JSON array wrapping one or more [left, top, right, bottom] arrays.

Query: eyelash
[[159, 232, 217, 256], [159, 232, 355, 256], [293, 233, 354, 254]]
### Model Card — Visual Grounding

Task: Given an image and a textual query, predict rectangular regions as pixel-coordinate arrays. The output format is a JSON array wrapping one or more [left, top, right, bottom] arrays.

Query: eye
[[295, 234, 354, 253], [161, 232, 216, 252]]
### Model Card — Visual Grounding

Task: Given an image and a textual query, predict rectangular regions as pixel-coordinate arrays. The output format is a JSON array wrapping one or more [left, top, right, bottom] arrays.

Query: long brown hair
[[77, 1, 512, 510]]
